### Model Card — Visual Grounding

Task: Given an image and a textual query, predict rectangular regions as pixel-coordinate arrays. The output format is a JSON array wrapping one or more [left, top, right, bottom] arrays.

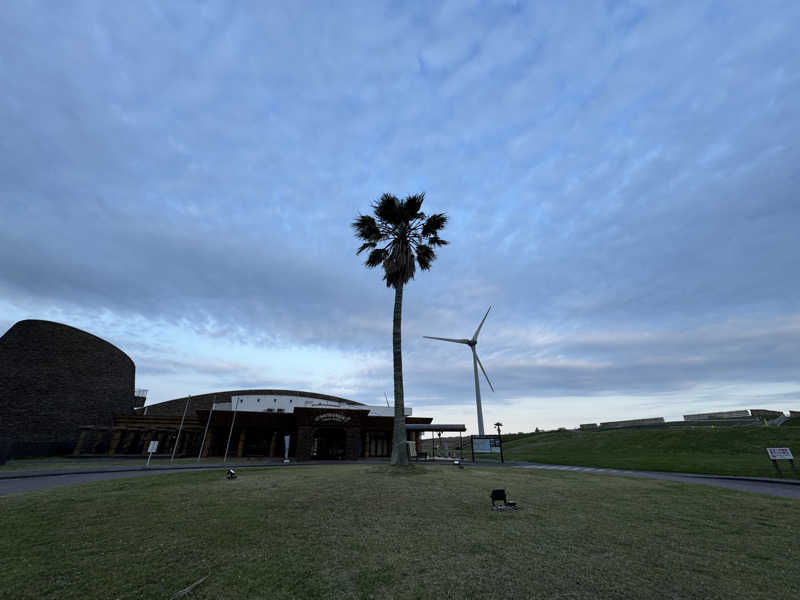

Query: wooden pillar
[[237, 428, 247, 458], [141, 430, 155, 455], [269, 431, 278, 457], [108, 429, 123, 455], [157, 431, 170, 454], [73, 429, 90, 456], [365, 433, 371, 457], [202, 430, 215, 458], [177, 431, 189, 456]]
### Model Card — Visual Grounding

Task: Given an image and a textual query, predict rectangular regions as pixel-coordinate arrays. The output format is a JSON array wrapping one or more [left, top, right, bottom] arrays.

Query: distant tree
[[352, 193, 448, 466]]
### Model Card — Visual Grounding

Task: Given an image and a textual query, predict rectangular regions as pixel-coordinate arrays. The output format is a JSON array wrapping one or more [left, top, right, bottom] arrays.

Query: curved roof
[[143, 389, 363, 416], [179, 389, 362, 406]]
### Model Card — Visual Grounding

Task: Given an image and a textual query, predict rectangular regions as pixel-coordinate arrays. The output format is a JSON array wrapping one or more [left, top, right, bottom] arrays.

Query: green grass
[[502, 427, 800, 478], [1, 464, 799, 599]]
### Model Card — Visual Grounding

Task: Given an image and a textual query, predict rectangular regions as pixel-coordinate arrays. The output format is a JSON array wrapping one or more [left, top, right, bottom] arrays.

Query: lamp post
[[494, 422, 504, 463]]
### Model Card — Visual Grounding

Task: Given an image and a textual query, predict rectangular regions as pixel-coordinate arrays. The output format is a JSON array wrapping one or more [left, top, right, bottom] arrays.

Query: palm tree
[[352, 193, 448, 466]]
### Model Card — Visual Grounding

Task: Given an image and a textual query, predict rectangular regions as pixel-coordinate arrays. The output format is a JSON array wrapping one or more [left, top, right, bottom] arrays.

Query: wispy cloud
[[1, 1, 798, 431]]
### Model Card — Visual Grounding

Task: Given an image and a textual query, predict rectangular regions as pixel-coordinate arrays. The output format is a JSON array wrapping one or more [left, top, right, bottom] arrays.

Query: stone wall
[[0, 320, 135, 457], [599, 417, 665, 429], [684, 410, 750, 420], [749, 409, 784, 419]]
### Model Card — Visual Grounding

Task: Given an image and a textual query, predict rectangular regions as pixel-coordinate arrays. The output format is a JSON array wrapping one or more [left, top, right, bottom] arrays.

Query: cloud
[[1, 1, 799, 428]]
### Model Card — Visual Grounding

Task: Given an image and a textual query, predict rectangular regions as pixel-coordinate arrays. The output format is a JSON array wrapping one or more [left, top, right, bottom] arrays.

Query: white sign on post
[[146, 440, 159, 467], [766, 447, 793, 460]]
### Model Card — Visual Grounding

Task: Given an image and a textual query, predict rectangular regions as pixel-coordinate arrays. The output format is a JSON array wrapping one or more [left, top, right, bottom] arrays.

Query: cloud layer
[[2, 1, 799, 431]]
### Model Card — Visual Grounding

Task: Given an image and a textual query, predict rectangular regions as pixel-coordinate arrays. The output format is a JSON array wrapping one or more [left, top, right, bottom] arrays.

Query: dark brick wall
[[0, 320, 135, 455]]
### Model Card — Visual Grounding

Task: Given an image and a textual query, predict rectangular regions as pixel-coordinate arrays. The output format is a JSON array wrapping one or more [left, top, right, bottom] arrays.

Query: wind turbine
[[424, 306, 494, 435]]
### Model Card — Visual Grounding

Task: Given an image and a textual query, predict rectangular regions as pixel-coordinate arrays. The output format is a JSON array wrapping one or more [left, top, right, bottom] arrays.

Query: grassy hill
[[2, 464, 799, 599], [501, 427, 800, 478]]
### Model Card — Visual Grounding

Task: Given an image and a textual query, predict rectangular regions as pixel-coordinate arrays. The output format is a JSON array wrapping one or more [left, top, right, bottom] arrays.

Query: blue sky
[[1, 1, 799, 433]]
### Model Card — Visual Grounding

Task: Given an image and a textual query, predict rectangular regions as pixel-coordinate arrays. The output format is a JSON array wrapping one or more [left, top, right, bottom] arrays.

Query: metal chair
[[490, 489, 516, 509]]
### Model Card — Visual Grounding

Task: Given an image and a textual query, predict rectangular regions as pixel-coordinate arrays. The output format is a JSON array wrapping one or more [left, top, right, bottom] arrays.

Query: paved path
[[513, 462, 800, 499], [0, 468, 193, 495], [1, 460, 799, 499], [0, 461, 355, 496]]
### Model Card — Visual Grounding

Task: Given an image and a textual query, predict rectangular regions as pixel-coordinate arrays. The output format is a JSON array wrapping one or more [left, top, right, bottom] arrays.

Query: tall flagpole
[[170, 395, 191, 464], [223, 397, 239, 464], [197, 396, 215, 462]]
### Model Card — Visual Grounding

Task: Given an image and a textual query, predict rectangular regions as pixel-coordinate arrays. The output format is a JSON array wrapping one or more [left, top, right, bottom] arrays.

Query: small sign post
[[766, 447, 795, 476], [146, 440, 159, 467]]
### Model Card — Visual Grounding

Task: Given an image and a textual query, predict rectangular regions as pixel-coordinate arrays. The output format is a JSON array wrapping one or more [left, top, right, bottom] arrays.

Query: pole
[[197, 399, 215, 462], [170, 395, 191, 464], [495, 422, 504, 464], [223, 398, 239, 464], [472, 348, 485, 435], [459, 432, 463, 460]]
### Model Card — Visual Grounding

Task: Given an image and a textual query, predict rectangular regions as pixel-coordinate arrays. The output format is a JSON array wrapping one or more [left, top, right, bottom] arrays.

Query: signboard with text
[[766, 447, 793, 460], [147, 440, 159, 454], [472, 436, 501, 454]]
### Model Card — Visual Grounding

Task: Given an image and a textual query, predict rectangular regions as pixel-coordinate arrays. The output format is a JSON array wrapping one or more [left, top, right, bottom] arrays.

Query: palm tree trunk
[[390, 283, 409, 466]]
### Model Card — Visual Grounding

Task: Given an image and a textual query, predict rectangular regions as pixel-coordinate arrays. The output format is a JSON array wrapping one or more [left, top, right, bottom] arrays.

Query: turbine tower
[[424, 306, 494, 435]]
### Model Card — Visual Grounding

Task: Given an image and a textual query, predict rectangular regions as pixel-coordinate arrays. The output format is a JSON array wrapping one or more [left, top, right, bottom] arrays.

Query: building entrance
[[311, 428, 346, 459]]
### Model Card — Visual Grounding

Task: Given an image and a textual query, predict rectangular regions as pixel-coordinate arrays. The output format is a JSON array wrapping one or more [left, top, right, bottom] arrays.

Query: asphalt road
[[1, 461, 799, 498], [0, 468, 197, 495]]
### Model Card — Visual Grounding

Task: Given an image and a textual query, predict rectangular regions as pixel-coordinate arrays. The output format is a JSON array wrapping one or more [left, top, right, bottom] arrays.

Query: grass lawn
[[500, 427, 800, 479], [1, 465, 799, 599]]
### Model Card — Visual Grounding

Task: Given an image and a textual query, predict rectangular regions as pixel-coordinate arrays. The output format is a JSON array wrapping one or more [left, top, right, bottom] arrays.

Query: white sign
[[473, 436, 501, 454], [406, 441, 417, 458], [147, 440, 159, 453], [314, 413, 351, 424], [766, 447, 793, 460]]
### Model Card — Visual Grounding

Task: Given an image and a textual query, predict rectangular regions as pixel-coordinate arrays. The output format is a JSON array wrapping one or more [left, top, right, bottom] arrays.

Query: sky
[[1, 1, 799, 434]]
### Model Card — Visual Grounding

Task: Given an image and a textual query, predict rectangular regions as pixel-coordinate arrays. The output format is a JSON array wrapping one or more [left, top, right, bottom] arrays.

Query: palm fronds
[[352, 193, 448, 288]]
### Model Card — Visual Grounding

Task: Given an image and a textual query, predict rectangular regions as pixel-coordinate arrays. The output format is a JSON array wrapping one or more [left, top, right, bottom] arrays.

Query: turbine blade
[[475, 352, 494, 392], [472, 306, 492, 341], [423, 336, 471, 344]]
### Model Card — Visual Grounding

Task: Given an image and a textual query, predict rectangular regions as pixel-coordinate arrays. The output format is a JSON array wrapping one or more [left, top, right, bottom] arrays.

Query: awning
[[405, 424, 466, 432]]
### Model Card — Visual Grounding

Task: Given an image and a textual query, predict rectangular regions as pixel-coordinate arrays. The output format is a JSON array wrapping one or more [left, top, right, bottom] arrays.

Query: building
[[0, 319, 448, 463], [74, 389, 434, 461], [0, 319, 135, 460]]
